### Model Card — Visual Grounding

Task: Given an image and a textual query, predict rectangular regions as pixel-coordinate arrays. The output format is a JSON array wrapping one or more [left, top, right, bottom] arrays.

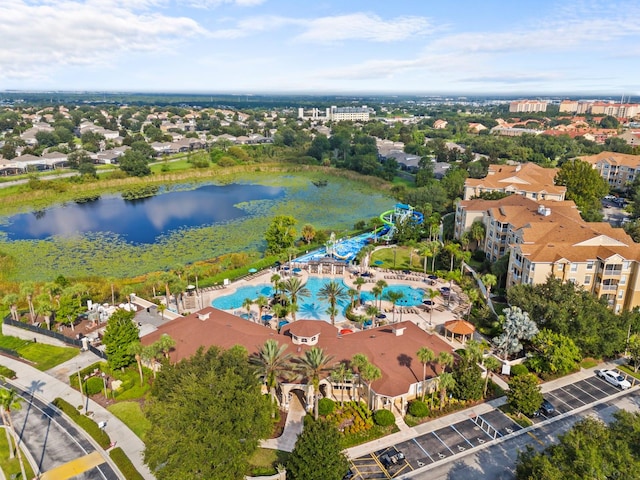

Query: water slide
[[378, 204, 424, 240]]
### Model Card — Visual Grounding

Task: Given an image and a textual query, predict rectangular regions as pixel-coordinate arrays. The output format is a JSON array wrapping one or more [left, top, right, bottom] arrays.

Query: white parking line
[[450, 424, 475, 448], [431, 431, 456, 456], [411, 438, 434, 463], [567, 381, 600, 401], [558, 386, 588, 405], [545, 391, 575, 410], [586, 376, 620, 396]]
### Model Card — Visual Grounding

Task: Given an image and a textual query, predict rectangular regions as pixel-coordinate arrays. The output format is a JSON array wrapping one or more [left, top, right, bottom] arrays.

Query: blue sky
[[1, 0, 639, 95]]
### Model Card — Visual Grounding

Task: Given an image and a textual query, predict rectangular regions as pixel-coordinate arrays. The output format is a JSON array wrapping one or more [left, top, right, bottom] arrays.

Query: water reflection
[[2, 183, 284, 244]]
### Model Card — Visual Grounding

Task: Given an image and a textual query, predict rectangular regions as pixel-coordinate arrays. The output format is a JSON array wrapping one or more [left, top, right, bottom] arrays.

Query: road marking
[[527, 431, 545, 447], [559, 386, 588, 405], [432, 431, 455, 456], [372, 452, 392, 479], [412, 438, 434, 463], [39, 451, 105, 480], [450, 424, 475, 448]]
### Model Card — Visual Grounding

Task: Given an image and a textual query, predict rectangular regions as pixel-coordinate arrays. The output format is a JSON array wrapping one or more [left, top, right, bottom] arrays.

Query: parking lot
[[348, 369, 634, 479]]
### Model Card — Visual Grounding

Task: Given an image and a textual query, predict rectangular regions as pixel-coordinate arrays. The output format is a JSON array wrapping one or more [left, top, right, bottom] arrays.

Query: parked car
[[533, 399, 555, 417], [380, 451, 405, 467], [597, 369, 631, 389]]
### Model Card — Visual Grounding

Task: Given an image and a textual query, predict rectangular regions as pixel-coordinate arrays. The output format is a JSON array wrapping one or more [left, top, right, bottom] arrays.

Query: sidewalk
[[0, 355, 155, 480], [261, 394, 306, 452]]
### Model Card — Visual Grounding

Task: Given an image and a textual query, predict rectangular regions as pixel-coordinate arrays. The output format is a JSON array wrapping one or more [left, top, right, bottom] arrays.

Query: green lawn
[[247, 448, 289, 476], [107, 402, 151, 440], [371, 246, 425, 271], [0, 428, 36, 480], [0, 334, 78, 370]]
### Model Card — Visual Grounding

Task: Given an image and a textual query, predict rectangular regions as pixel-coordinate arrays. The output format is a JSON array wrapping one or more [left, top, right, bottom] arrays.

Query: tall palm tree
[[157, 334, 176, 360], [360, 362, 382, 410], [256, 295, 269, 324], [294, 347, 334, 419], [385, 290, 404, 323], [351, 353, 369, 404], [19, 282, 36, 324], [0, 388, 26, 480], [437, 351, 454, 374], [437, 372, 456, 410], [429, 241, 441, 272], [418, 242, 433, 274], [483, 356, 502, 398], [353, 277, 366, 306], [481, 273, 497, 300], [347, 289, 358, 309], [425, 288, 440, 326], [330, 362, 353, 404], [365, 304, 379, 328], [281, 277, 310, 321], [270, 274, 281, 296], [371, 285, 383, 310], [242, 297, 253, 320], [128, 342, 146, 386], [469, 220, 486, 251], [444, 242, 462, 272], [250, 339, 292, 408], [318, 280, 348, 325], [416, 347, 435, 400], [157, 303, 167, 321], [2, 294, 19, 322]]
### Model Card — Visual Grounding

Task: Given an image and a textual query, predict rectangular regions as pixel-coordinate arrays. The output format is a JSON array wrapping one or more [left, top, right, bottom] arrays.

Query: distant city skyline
[[2, 0, 639, 95]]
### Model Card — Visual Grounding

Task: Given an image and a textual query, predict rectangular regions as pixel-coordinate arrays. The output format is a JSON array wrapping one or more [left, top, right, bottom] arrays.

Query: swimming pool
[[212, 277, 426, 322], [212, 276, 352, 322], [360, 284, 425, 307]]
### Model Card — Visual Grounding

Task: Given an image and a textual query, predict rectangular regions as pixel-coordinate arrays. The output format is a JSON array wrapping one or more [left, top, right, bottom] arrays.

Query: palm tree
[[437, 372, 456, 410], [374, 279, 387, 309], [483, 356, 502, 398], [270, 274, 281, 296], [143, 343, 161, 379], [425, 288, 440, 326], [460, 232, 471, 251], [20, 282, 36, 324], [365, 304, 379, 328], [157, 334, 176, 360], [416, 347, 435, 400], [157, 303, 167, 321], [256, 295, 269, 324], [481, 273, 497, 300], [470, 220, 486, 251], [347, 289, 358, 309], [437, 351, 454, 372], [318, 280, 348, 326], [360, 362, 382, 410], [385, 290, 404, 323], [294, 347, 334, 419], [353, 277, 366, 306], [429, 241, 441, 272], [128, 342, 146, 386], [281, 277, 310, 321], [250, 339, 292, 408], [464, 339, 486, 364], [371, 285, 383, 310], [2, 294, 19, 322], [418, 242, 433, 274], [351, 353, 369, 404], [330, 362, 353, 404], [0, 388, 26, 480], [444, 242, 462, 272], [242, 297, 253, 320]]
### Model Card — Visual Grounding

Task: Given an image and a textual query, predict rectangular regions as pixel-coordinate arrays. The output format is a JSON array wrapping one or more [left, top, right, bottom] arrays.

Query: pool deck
[[198, 267, 471, 343]]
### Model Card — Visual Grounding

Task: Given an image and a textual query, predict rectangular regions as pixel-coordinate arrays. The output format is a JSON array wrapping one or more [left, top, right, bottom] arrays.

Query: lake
[[0, 183, 285, 244]]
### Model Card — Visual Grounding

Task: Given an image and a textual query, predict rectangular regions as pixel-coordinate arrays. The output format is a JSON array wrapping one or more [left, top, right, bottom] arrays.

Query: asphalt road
[[3, 382, 118, 480]]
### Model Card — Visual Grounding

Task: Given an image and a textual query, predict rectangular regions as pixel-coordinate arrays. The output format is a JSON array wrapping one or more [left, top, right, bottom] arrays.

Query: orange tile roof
[[464, 163, 566, 196], [444, 320, 475, 336], [142, 308, 454, 398], [578, 151, 640, 169]]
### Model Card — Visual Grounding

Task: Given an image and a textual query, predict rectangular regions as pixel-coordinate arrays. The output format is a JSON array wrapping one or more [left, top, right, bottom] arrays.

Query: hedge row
[[109, 447, 145, 480], [0, 365, 16, 379], [52, 397, 111, 448]]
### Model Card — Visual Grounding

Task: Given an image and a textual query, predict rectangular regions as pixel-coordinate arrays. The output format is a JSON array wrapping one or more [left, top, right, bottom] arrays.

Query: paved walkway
[[261, 394, 306, 452], [0, 355, 155, 480]]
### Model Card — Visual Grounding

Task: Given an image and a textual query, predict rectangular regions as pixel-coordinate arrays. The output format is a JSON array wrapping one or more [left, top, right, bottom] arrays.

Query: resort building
[[578, 151, 640, 189], [509, 100, 548, 113], [462, 163, 566, 201], [141, 307, 454, 414], [454, 195, 640, 312], [297, 106, 372, 122]]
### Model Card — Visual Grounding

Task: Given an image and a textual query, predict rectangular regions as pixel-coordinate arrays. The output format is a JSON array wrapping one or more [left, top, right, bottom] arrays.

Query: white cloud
[[0, 0, 206, 81], [295, 13, 432, 43], [180, 0, 265, 8]]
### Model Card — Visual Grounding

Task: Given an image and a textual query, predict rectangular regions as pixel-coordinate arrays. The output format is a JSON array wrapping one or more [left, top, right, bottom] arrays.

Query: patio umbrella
[[248, 268, 258, 273]]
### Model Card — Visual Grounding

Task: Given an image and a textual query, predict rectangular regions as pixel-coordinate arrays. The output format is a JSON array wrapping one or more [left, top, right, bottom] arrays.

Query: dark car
[[533, 399, 555, 417], [342, 469, 354, 480], [380, 451, 405, 467]]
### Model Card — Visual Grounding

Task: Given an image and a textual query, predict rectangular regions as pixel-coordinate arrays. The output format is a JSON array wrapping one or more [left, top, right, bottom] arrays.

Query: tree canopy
[[144, 346, 273, 480], [555, 159, 609, 220], [264, 215, 297, 255], [287, 419, 349, 480], [102, 308, 139, 370]]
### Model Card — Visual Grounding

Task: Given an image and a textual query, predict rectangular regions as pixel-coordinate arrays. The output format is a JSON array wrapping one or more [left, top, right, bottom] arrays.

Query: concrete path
[[0, 355, 155, 480], [46, 350, 104, 383], [260, 394, 306, 452]]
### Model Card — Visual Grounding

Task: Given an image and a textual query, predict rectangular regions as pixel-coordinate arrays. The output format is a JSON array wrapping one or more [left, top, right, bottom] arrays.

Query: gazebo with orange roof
[[443, 319, 475, 343]]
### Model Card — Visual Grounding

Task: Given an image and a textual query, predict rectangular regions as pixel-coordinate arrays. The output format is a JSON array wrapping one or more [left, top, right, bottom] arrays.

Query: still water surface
[[0, 183, 284, 244]]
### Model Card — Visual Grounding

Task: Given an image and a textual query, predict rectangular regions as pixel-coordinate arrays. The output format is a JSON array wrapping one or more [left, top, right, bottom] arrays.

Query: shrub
[[52, 398, 111, 448], [0, 365, 16, 379], [109, 447, 145, 480], [318, 398, 336, 416], [373, 409, 395, 427], [510, 364, 529, 376], [408, 400, 430, 418], [84, 376, 104, 396]]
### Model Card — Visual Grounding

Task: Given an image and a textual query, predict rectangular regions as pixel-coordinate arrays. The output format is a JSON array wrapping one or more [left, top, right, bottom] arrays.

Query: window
[[621, 275, 626, 285], [587, 261, 594, 270], [618, 290, 624, 299], [570, 264, 578, 272], [557, 264, 564, 271], [569, 277, 576, 283], [584, 275, 591, 285], [301, 338, 308, 343], [623, 261, 631, 270]]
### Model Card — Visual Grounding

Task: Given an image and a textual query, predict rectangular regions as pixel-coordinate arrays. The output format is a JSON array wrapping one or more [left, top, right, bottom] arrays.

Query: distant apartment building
[[491, 126, 543, 137], [559, 100, 640, 118], [462, 163, 566, 201], [578, 151, 640, 188], [297, 106, 372, 122], [454, 195, 640, 312], [509, 100, 548, 113], [433, 119, 448, 129]]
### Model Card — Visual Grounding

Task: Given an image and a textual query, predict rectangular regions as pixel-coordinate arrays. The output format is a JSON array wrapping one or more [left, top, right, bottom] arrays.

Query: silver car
[[597, 369, 632, 390]]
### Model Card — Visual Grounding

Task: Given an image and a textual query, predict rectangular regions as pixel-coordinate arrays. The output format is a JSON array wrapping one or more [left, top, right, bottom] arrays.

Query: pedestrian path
[[0, 355, 155, 480], [261, 394, 306, 452]]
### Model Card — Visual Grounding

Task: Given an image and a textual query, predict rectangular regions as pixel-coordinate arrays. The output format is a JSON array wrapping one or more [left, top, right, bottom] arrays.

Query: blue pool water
[[212, 277, 425, 320], [212, 276, 352, 322], [360, 284, 425, 306]]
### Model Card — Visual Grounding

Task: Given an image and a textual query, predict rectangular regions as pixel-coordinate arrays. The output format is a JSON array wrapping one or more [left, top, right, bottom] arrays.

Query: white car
[[597, 369, 632, 390]]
